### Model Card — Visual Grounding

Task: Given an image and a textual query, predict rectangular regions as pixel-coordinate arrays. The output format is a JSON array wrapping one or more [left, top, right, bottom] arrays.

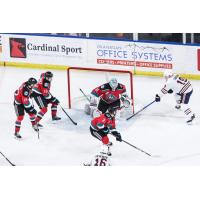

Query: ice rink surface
[[0, 66, 200, 166]]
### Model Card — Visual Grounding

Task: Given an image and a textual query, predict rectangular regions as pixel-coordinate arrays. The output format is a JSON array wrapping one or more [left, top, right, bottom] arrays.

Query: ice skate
[[107, 142, 113, 147], [186, 114, 195, 124], [52, 116, 61, 121], [14, 132, 22, 139], [32, 124, 39, 132]]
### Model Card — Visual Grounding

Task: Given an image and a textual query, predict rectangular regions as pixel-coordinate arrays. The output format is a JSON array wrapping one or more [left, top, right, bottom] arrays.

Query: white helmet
[[163, 69, 173, 79], [109, 78, 118, 90]]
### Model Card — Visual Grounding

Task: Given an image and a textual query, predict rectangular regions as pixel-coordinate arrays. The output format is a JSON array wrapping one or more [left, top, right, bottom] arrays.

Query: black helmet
[[44, 71, 53, 79], [106, 107, 117, 118], [27, 77, 37, 86]]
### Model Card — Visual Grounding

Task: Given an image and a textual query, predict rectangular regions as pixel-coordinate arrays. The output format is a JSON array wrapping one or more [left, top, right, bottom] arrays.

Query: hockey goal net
[[67, 67, 134, 113]]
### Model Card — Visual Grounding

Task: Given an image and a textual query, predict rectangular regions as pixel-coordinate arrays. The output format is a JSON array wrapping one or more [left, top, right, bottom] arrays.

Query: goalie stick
[[79, 88, 91, 103], [0, 151, 15, 166]]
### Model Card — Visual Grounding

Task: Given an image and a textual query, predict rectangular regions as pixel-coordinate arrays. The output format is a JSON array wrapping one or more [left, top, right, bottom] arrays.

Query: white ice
[[0, 66, 199, 166]]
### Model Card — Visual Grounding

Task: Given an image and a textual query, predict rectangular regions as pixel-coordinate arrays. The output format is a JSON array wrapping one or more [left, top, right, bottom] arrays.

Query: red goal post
[[67, 67, 134, 113]]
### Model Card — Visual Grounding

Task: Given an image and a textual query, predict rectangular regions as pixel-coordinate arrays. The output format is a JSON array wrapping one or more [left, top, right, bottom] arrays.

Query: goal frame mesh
[[67, 67, 134, 113]]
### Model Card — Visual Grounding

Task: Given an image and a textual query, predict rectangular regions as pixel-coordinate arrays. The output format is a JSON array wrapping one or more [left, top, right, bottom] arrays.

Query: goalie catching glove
[[110, 129, 122, 142], [121, 94, 131, 108]]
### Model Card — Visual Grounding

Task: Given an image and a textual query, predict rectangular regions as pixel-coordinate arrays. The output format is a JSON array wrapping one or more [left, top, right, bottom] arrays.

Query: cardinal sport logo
[[9, 38, 27, 58]]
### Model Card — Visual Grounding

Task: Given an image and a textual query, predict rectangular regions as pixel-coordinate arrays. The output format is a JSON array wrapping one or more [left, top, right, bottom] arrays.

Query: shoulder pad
[[100, 83, 110, 89], [103, 83, 112, 90], [118, 83, 124, 89]]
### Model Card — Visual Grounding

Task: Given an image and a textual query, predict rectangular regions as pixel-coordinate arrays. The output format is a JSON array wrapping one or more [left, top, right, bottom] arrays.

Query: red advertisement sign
[[97, 59, 172, 69]]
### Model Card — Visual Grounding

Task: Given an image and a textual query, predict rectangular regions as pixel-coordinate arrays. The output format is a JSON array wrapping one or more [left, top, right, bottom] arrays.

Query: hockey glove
[[51, 97, 60, 104], [168, 89, 173, 94], [155, 94, 161, 102], [123, 99, 131, 108], [111, 130, 122, 142], [27, 106, 37, 115], [121, 94, 128, 102]]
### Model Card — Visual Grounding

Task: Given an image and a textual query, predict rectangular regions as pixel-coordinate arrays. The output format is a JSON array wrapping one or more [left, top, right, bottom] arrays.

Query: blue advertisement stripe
[[2, 33, 200, 47]]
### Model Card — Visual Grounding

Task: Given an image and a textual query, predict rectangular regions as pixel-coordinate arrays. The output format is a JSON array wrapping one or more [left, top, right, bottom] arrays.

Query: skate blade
[[187, 120, 195, 125], [14, 136, 22, 140]]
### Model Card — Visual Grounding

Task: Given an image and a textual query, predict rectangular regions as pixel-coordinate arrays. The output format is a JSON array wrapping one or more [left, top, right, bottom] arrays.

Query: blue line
[[2, 33, 200, 47]]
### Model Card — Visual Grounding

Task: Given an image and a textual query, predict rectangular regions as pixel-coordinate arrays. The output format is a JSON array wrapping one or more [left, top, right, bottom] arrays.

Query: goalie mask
[[109, 78, 118, 91]]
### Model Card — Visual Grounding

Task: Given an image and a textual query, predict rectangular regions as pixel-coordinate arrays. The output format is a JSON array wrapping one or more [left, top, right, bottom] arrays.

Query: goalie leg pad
[[84, 104, 101, 118], [84, 103, 91, 115]]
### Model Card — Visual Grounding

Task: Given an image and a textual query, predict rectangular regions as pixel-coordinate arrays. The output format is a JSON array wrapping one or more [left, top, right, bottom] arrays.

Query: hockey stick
[[49, 92, 77, 125], [79, 88, 90, 103], [60, 105, 78, 125], [0, 151, 15, 166], [126, 100, 156, 121], [122, 140, 153, 157]]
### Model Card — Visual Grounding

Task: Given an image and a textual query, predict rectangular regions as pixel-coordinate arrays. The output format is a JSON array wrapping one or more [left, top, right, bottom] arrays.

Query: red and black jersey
[[91, 83, 126, 104], [14, 82, 32, 109], [32, 73, 51, 99], [91, 113, 116, 131]]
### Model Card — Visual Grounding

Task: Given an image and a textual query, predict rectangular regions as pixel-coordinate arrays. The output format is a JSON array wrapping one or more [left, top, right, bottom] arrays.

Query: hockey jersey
[[91, 83, 126, 104], [91, 113, 116, 131], [32, 73, 52, 99], [89, 154, 111, 166], [159, 74, 193, 97], [14, 82, 32, 109]]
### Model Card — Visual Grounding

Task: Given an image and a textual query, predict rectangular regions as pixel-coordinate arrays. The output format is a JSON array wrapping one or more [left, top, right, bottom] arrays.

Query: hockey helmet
[[106, 107, 117, 118], [163, 69, 173, 80], [44, 71, 53, 81], [109, 78, 118, 91], [27, 77, 37, 88]]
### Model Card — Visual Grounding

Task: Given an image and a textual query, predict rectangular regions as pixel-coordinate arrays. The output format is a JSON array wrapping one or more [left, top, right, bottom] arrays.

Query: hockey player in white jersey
[[155, 69, 195, 124], [83, 146, 111, 166]]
